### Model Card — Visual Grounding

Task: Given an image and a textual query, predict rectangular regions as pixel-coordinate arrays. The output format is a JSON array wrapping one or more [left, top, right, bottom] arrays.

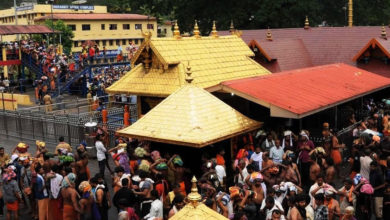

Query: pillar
[[348, 0, 353, 27], [2, 46, 8, 78]]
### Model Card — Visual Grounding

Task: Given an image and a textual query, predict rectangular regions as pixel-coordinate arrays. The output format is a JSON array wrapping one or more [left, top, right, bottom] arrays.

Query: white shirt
[[95, 141, 106, 161], [50, 173, 63, 199], [270, 146, 284, 163], [237, 167, 249, 185], [215, 165, 226, 184], [264, 203, 284, 219], [3, 79, 9, 87], [145, 199, 163, 220], [250, 152, 263, 170], [309, 182, 335, 209], [360, 156, 373, 181]]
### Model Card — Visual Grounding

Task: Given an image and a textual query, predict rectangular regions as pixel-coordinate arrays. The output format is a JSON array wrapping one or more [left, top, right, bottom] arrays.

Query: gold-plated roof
[[117, 85, 262, 148], [106, 34, 270, 97], [169, 203, 228, 220]]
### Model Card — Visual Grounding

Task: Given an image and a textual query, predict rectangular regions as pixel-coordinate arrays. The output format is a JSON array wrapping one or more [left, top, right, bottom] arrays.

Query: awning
[[117, 85, 262, 148], [209, 63, 390, 119], [0, 25, 59, 35]]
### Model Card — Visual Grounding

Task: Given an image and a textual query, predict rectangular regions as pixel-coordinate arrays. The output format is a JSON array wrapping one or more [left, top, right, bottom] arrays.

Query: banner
[[16, 6, 34, 11]]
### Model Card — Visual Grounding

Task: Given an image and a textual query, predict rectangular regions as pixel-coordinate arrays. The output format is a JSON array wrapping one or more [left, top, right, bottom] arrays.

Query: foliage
[[44, 19, 74, 54]]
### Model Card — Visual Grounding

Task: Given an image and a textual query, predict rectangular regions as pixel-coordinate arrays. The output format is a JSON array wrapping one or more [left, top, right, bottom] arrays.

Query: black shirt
[[369, 169, 385, 197], [113, 187, 136, 209]]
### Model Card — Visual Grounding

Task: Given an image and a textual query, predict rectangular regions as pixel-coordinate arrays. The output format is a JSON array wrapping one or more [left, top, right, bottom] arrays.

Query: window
[[147, 24, 154, 30], [116, 40, 120, 45], [18, 15, 21, 19], [135, 24, 142, 30], [109, 24, 117, 30], [95, 40, 100, 46], [109, 40, 113, 46], [122, 39, 126, 45], [41, 13, 45, 16], [102, 40, 106, 46], [101, 24, 105, 30], [82, 24, 90, 31], [123, 24, 130, 30], [134, 39, 139, 44], [67, 24, 76, 31], [74, 41, 78, 47], [164, 28, 167, 34], [23, 15, 26, 18]]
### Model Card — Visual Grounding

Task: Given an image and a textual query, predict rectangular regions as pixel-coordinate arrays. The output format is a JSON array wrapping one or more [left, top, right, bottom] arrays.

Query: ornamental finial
[[211, 20, 218, 37], [304, 16, 310, 29], [187, 176, 201, 207], [381, 25, 387, 40], [173, 20, 181, 39], [185, 61, 193, 84], [194, 20, 200, 38], [229, 20, 235, 33], [266, 27, 272, 41]]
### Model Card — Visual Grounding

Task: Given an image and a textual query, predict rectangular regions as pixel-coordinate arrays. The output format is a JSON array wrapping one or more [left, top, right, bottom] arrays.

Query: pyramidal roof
[[169, 203, 228, 220], [117, 85, 262, 148]]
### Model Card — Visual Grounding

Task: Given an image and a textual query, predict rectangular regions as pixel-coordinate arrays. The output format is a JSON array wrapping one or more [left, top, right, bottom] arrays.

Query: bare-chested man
[[324, 158, 336, 186], [284, 159, 301, 186], [61, 173, 80, 220], [324, 191, 341, 220], [75, 153, 89, 190], [290, 194, 307, 220], [251, 177, 265, 206]]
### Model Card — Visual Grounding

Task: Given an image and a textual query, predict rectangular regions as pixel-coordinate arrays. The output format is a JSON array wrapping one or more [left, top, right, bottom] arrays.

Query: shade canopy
[[0, 25, 58, 35], [210, 63, 390, 119], [117, 85, 262, 148], [106, 34, 270, 97]]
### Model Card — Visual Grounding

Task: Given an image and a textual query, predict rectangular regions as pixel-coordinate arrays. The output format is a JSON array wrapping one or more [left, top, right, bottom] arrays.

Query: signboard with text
[[53, 5, 94, 10], [16, 6, 34, 11]]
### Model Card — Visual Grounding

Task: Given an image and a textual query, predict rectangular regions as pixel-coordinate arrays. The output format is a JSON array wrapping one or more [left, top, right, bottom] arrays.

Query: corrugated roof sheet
[[34, 13, 155, 21], [221, 26, 389, 72], [106, 35, 270, 96], [170, 203, 228, 220], [117, 85, 262, 148], [0, 25, 57, 35], [219, 63, 390, 118]]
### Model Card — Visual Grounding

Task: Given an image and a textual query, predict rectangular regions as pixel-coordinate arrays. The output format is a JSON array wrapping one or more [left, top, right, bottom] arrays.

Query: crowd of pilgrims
[[1, 99, 390, 220]]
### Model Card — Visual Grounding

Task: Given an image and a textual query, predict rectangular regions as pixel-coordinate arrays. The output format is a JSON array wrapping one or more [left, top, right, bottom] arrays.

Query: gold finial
[[304, 16, 310, 29], [381, 25, 387, 39], [187, 176, 201, 206], [229, 20, 235, 33], [173, 20, 181, 39], [211, 20, 218, 37], [193, 20, 200, 38], [185, 61, 193, 84], [266, 27, 272, 41], [348, 0, 353, 27]]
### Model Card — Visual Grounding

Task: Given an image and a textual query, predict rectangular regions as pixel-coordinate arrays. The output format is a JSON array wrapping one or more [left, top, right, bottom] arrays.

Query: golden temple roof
[[169, 203, 228, 220], [106, 33, 270, 97], [117, 85, 262, 148]]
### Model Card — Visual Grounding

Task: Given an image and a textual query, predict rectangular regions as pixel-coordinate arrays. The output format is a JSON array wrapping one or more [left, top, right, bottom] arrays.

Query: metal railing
[[0, 95, 138, 147]]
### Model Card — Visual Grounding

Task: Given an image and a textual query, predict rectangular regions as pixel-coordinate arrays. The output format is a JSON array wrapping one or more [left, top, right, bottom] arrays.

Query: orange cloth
[[63, 204, 77, 220], [179, 181, 187, 196], [340, 186, 354, 204], [331, 149, 342, 165], [216, 154, 225, 166], [49, 198, 63, 220], [6, 201, 18, 211], [38, 198, 50, 220]]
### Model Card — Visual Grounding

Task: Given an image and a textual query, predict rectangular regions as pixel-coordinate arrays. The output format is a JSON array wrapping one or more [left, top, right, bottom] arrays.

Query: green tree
[[44, 19, 74, 54]]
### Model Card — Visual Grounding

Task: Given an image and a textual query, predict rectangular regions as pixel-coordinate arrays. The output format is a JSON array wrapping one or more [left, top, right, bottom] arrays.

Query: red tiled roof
[[222, 27, 389, 71], [250, 39, 313, 72], [0, 25, 57, 35], [215, 63, 390, 118], [34, 13, 155, 21], [352, 37, 390, 61]]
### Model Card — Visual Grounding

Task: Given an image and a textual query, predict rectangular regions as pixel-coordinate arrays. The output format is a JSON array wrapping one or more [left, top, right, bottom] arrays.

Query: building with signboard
[[0, 3, 157, 52]]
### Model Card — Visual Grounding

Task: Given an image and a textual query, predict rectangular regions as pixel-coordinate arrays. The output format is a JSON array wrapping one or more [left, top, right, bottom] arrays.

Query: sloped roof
[[211, 63, 390, 119], [221, 26, 389, 71], [170, 203, 228, 220], [0, 25, 57, 35], [34, 13, 154, 21], [117, 85, 262, 148], [106, 35, 270, 96], [250, 38, 313, 72], [352, 37, 390, 61]]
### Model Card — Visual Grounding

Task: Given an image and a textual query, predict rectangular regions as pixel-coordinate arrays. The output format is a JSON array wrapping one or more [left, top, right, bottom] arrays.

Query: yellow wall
[[158, 24, 173, 37], [0, 4, 156, 52]]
